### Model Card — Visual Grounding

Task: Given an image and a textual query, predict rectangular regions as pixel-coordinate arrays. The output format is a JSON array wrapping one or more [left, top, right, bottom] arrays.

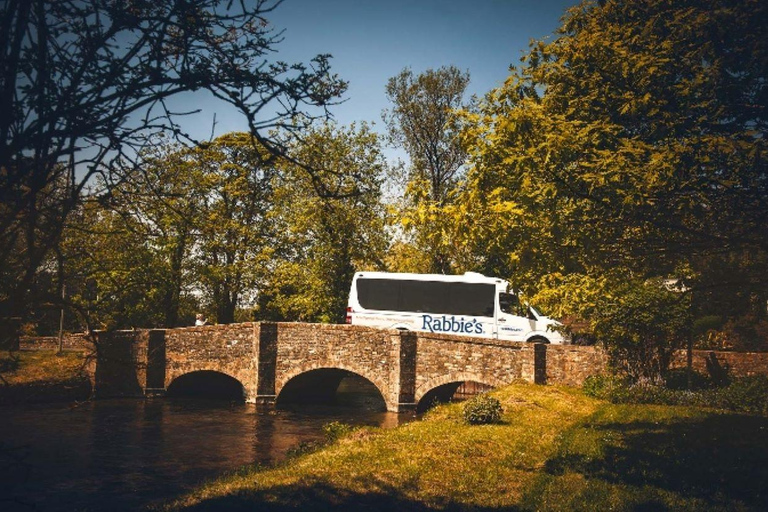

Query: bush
[[322, 421, 355, 443], [577, 278, 691, 382], [663, 368, 712, 390], [582, 374, 629, 399], [583, 373, 768, 416], [709, 375, 768, 416], [463, 394, 503, 425]]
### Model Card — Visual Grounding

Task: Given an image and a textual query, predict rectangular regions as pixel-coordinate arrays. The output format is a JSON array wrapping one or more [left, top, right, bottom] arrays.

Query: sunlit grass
[[0, 350, 91, 404], [163, 381, 768, 511], [163, 384, 598, 510], [0, 350, 88, 386]]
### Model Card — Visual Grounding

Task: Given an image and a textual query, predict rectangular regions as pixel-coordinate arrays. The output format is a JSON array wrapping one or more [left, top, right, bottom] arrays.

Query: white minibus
[[346, 271, 566, 344]]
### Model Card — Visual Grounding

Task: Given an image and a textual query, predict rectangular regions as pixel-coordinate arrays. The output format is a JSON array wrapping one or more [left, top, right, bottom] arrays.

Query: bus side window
[[499, 293, 519, 315]]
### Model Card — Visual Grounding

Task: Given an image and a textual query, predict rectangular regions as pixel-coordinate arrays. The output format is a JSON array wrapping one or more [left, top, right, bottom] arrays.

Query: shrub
[[601, 279, 693, 381], [322, 421, 355, 443], [584, 372, 768, 416], [709, 375, 768, 416], [582, 374, 629, 399], [663, 368, 711, 390], [463, 394, 503, 425]]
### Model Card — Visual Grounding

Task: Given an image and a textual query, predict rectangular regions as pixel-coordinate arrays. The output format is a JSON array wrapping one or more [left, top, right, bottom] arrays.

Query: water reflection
[[0, 388, 410, 511]]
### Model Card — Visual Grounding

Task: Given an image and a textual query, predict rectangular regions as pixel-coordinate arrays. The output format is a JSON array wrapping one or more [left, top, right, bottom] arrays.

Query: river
[[0, 381, 411, 511]]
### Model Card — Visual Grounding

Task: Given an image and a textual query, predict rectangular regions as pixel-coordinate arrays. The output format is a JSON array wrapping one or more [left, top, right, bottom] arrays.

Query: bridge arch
[[415, 372, 502, 412], [166, 370, 245, 401], [276, 364, 391, 411]]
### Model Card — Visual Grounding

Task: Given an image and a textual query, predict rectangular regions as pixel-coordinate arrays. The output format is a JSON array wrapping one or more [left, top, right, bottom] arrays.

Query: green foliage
[[584, 373, 768, 416], [582, 374, 630, 399], [187, 133, 277, 324], [384, 66, 472, 274], [1, 0, 346, 320], [663, 368, 712, 391], [322, 421, 356, 443], [712, 375, 768, 416], [692, 316, 725, 337], [257, 123, 388, 323], [62, 202, 175, 330], [462, 393, 503, 425], [455, 0, 768, 374], [591, 279, 692, 382], [62, 133, 277, 328]]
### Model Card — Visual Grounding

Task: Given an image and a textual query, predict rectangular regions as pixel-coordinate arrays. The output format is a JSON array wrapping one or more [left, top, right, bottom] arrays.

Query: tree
[[60, 200, 173, 331], [257, 123, 388, 323], [192, 133, 277, 324], [383, 66, 471, 274], [57, 133, 276, 329], [102, 138, 205, 328], [0, 0, 347, 319], [458, 0, 768, 376]]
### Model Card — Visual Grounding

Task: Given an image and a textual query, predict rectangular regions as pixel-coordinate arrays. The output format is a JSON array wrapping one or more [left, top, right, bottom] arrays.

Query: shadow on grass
[[172, 476, 521, 512], [0, 353, 20, 374], [544, 413, 768, 509]]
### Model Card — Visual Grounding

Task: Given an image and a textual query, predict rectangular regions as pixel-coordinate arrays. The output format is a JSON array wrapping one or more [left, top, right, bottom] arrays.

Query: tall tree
[[193, 133, 277, 324], [61, 199, 173, 331], [0, 0, 346, 319], [383, 66, 471, 274], [459, 0, 768, 375], [109, 139, 204, 327], [258, 123, 388, 323]]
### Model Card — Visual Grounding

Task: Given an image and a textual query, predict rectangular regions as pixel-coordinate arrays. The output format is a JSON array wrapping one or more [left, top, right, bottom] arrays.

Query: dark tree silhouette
[[0, 0, 347, 318]]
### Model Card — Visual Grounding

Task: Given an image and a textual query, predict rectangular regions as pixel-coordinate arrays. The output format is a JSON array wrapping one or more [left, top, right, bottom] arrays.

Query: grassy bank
[[0, 350, 92, 404], [164, 383, 768, 511]]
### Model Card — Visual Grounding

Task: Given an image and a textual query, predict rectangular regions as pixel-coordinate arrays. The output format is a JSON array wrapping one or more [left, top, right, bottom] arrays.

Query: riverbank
[[0, 350, 92, 405], [165, 382, 768, 511]]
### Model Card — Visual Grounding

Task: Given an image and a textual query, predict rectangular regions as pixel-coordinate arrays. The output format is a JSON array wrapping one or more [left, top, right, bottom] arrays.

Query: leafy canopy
[[457, 0, 768, 373]]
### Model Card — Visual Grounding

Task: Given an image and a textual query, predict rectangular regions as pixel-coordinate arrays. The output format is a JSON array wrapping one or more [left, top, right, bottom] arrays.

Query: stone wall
[[92, 323, 768, 411], [543, 345, 610, 386], [412, 333, 530, 403], [669, 349, 768, 378], [164, 323, 258, 400], [270, 323, 402, 410], [19, 333, 91, 351], [93, 330, 149, 398]]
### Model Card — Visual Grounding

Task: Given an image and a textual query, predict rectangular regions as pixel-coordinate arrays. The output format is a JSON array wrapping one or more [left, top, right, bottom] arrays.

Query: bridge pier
[[252, 395, 276, 407]]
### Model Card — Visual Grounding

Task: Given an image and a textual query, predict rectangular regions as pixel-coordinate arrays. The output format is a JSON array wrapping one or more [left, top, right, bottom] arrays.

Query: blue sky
[[183, 0, 579, 147]]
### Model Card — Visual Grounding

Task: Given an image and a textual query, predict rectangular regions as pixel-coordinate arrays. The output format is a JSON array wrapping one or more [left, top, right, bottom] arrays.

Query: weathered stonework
[[669, 349, 768, 378], [164, 323, 258, 400], [411, 333, 529, 404], [93, 323, 768, 412], [19, 333, 90, 351], [94, 330, 149, 398], [543, 345, 610, 386]]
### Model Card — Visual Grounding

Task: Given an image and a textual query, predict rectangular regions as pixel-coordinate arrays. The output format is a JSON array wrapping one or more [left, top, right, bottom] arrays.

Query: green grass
[[0, 350, 86, 384], [0, 350, 91, 403], [161, 383, 768, 511]]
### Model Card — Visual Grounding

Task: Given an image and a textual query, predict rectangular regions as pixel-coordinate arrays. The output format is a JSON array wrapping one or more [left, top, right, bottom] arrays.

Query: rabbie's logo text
[[421, 315, 483, 335]]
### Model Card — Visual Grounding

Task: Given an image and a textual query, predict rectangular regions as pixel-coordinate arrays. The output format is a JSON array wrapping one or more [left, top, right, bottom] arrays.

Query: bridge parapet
[[94, 323, 611, 411]]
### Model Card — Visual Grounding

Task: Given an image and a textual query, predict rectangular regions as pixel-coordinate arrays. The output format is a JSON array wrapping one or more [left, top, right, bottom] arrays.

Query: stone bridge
[[94, 322, 607, 412]]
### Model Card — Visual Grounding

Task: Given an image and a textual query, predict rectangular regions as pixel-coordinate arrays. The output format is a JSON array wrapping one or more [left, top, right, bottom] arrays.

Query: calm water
[[0, 395, 409, 511]]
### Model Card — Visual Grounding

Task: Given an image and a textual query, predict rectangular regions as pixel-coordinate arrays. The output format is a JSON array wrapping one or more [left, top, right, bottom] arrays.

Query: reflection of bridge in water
[[94, 323, 606, 412]]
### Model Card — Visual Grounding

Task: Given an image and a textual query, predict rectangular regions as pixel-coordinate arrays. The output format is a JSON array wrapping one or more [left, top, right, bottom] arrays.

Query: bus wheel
[[527, 336, 550, 344]]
